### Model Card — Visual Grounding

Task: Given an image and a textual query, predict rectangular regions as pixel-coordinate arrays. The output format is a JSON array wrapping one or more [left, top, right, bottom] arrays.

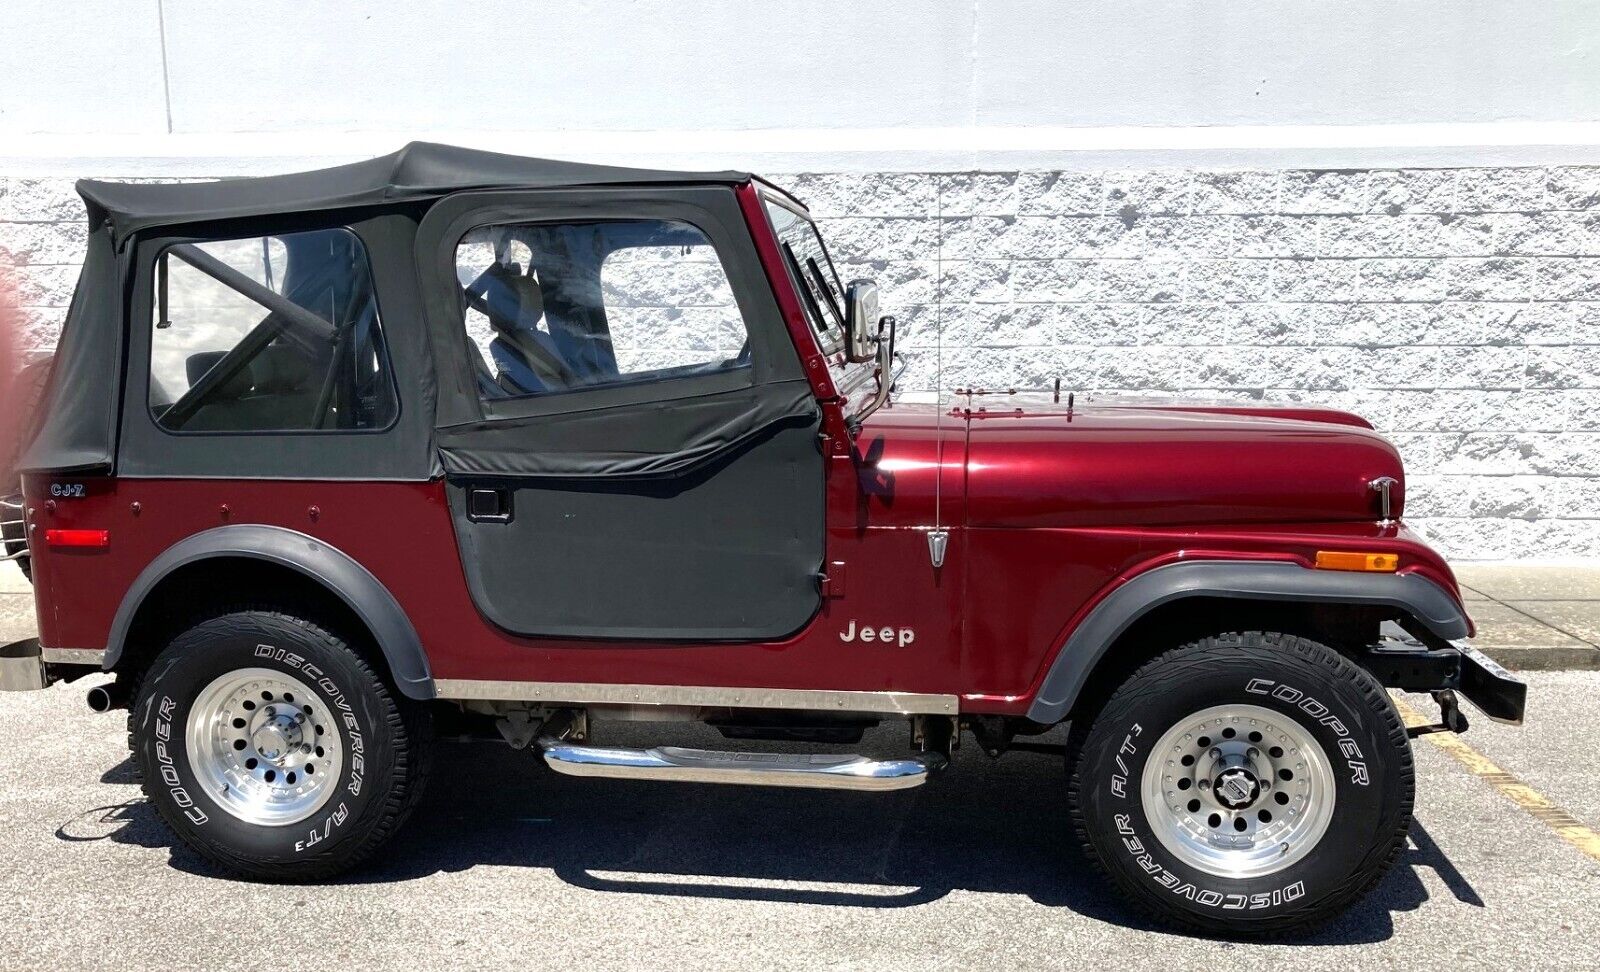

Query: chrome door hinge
[[927, 529, 949, 569]]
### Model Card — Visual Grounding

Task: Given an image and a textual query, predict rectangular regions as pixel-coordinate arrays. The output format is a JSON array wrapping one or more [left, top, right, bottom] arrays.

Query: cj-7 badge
[[839, 621, 916, 647]]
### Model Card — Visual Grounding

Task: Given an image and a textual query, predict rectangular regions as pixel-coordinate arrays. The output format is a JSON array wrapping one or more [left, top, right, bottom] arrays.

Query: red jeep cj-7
[[0, 144, 1524, 935]]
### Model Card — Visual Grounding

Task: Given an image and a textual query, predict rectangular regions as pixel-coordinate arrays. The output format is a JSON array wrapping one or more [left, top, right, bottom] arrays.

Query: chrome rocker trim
[[433, 678, 958, 716], [41, 647, 106, 666]]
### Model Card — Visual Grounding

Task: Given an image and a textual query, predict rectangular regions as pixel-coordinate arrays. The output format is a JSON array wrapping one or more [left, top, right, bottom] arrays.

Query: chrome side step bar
[[538, 737, 945, 791]]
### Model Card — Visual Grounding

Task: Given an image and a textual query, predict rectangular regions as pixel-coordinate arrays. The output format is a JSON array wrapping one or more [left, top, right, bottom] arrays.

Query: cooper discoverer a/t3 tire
[[1068, 631, 1414, 936], [129, 608, 432, 880]]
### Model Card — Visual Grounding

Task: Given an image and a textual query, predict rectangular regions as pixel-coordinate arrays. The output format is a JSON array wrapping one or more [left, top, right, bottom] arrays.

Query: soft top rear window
[[149, 226, 398, 434]]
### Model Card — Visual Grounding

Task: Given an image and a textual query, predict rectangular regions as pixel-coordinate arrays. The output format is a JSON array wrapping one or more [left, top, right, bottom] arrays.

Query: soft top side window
[[149, 227, 398, 433], [455, 219, 751, 401]]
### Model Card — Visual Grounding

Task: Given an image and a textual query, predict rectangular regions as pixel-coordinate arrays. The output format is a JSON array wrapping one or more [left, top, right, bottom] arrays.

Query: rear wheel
[[1068, 631, 1413, 936], [129, 608, 432, 880]]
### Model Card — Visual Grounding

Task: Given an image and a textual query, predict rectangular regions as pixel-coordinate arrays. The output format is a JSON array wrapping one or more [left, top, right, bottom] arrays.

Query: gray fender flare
[[1025, 560, 1469, 724], [103, 524, 434, 700]]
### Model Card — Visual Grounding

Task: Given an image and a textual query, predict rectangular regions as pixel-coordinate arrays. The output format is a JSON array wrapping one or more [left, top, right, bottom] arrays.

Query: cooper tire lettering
[[153, 694, 208, 827], [1242, 677, 1368, 786]]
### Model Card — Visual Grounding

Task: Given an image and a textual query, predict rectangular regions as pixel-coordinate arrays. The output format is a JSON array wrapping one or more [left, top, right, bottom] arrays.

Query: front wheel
[[129, 608, 432, 880], [1069, 631, 1413, 936]]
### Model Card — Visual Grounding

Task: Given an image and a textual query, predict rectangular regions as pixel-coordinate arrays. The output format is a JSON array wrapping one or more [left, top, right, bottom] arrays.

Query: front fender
[[103, 524, 433, 700], [1025, 559, 1469, 723]]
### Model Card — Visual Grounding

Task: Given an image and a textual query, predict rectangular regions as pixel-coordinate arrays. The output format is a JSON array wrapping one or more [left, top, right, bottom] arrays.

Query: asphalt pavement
[[1, 668, 1598, 971]]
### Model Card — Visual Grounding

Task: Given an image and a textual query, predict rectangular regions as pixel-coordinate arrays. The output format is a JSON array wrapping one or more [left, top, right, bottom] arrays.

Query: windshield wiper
[[780, 242, 834, 334]]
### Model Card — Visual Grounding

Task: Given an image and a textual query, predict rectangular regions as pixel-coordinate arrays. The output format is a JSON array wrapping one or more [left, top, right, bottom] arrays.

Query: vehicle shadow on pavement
[[66, 730, 1483, 942]]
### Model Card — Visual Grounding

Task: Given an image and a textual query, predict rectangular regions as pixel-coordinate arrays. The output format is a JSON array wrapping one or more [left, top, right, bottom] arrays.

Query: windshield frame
[[757, 187, 878, 404], [759, 190, 848, 352]]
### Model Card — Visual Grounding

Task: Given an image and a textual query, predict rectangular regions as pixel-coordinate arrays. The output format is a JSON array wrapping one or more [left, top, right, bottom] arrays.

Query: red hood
[[946, 392, 1404, 529]]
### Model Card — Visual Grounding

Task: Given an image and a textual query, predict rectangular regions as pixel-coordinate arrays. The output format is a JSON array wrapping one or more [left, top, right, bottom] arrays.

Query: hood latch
[[1369, 476, 1398, 523]]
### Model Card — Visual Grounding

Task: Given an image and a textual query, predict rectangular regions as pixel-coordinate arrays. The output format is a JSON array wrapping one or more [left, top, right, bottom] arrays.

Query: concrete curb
[[1480, 644, 1600, 672]]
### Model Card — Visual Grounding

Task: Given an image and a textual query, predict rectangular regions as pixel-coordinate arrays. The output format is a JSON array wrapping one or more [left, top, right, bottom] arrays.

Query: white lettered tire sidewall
[[1072, 635, 1413, 933], [131, 612, 399, 872]]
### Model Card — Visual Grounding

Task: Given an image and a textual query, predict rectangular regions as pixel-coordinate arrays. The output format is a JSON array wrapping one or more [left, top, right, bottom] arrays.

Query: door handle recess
[[467, 488, 513, 523]]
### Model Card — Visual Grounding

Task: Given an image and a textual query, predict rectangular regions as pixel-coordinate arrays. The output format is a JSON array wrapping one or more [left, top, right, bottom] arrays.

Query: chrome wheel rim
[[185, 668, 343, 826], [1140, 703, 1336, 879]]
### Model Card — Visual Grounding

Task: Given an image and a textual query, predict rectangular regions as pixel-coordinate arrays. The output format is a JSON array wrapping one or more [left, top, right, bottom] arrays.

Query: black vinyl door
[[420, 188, 826, 641], [445, 396, 823, 640]]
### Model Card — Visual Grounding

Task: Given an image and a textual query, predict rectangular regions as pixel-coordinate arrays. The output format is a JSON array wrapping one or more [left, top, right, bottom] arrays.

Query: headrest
[[185, 350, 254, 399], [249, 346, 314, 394], [184, 345, 312, 398], [480, 263, 544, 333]]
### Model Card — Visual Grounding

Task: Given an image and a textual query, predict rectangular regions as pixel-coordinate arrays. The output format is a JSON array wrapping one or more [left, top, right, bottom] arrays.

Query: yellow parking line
[[1394, 697, 1600, 863]]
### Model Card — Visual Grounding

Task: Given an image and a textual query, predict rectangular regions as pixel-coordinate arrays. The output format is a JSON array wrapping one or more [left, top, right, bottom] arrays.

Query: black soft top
[[78, 141, 749, 238], [23, 143, 784, 478]]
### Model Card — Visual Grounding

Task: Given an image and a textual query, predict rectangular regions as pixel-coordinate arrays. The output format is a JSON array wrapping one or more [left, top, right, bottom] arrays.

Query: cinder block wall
[[4, 165, 1600, 559]]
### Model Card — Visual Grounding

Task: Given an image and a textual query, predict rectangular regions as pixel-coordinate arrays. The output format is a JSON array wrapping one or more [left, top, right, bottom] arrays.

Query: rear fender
[[103, 524, 433, 699]]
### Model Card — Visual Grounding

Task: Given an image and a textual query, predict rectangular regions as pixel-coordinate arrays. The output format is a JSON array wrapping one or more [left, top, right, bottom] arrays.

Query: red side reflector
[[44, 529, 109, 548]]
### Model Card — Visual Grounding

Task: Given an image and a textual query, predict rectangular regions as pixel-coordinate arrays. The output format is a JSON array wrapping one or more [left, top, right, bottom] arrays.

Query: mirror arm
[[846, 316, 896, 436]]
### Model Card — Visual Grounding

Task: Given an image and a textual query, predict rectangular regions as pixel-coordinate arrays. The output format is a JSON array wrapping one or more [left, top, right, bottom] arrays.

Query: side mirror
[[844, 279, 880, 363]]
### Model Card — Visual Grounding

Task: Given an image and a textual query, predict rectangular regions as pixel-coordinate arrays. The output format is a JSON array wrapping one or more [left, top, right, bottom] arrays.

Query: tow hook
[[1407, 689, 1470, 738]]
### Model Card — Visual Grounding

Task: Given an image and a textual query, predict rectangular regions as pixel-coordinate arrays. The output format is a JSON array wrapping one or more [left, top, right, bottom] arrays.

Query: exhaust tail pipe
[[86, 681, 128, 713]]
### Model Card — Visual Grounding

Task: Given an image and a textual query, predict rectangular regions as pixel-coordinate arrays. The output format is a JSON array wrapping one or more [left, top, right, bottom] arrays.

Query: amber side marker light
[[44, 529, 110, 548], [1314, 550, 1399, 572]]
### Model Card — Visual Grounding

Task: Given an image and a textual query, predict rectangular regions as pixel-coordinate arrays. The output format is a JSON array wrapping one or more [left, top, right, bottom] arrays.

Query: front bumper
[[1454, 642, 1527, 725], [1365, 635, 1527, 725]]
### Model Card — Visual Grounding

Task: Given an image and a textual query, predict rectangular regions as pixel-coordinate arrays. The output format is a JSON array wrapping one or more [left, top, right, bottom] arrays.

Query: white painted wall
[[2, 2, 1599, 170], [972, 1, 1600, 129]]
